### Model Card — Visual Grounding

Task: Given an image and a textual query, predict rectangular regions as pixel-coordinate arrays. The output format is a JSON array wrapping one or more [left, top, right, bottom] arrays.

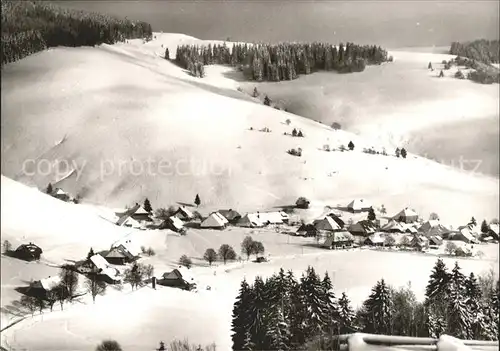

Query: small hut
[[14, 243, 43, 261]]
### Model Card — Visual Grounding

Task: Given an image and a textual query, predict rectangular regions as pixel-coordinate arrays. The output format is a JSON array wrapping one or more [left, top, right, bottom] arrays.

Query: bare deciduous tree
[[20, 295, 37, 316], [241, 236, 254, 261], [85, 273, 106, 303], [59, 265, 79, 301], [218, 244, 236, 264], [203, 248, 217, 266], [445, 241, 457, 256], [123, 263, 146, 290], [2, 239, 12, 253]]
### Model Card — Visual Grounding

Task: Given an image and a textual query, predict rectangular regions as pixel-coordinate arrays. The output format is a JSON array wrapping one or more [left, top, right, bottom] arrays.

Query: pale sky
[[55, 1, 499, 47]]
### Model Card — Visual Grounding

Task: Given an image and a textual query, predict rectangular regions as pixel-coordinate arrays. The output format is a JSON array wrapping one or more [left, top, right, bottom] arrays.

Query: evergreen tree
[[359, 279, 392, 334], [348, 141, 355, 150], [447, 262, 472, 339], [425, 259, 450, 336], [428, 62, 433, 69], [46, 183, 53, 194], [338, 292, 355, 332], [231, 279, 254, 350], [439, 70, 444, 78], [194, 194, 201, 207], [367, 207, 376, 221], [87, 247, 95, 260], [470, 217, 477, 226], [242, 330, 255, 351], [300, 267, 330, 336], [464, 272, 489, 339], [288, 273, 308, 347], [265, 305, 291, 351], [252, 87, 259, 98], [321, 272, 340, 332], [297, 130, 303, 137], [264, 95, 271, 106], [425, 259, 450, 301], [247, 276, 269, 349], [481, 219, 489, 234], [143, 198, 152, 213], [395, 147, 401, 157], [292, 128, 297, 137], [164, 48, 170, 60], [400, 148, 407, 158]]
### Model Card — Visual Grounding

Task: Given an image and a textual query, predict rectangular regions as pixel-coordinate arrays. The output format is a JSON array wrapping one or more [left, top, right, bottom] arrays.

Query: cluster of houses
[[161, 206, 296, 232], [294, 199, 499, 253]]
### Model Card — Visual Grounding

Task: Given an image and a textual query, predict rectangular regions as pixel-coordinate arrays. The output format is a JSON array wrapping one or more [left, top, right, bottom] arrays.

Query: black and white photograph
[[1, 1, 499, 350]]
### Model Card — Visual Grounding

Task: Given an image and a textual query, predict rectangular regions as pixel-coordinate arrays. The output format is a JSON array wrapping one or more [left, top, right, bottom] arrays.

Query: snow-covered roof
[[238, 213, 266, 227], [314, 216, 342, 231], [347, 198, 371, 210], [169, 216, 184, 230], [456, 226, 476, 242], [177, 206, 194, 218], [134, 205, 150, 215], [90, 254, 109, 270], [366, 232, 385, 244], [52, 188, 68, 196], [381, 219, 405, 232], [40, 276, 62, 291], [392, 207, 419, 220], [213, 212, 229, 224], [218, 209, 241, 221], [200, 212, 227, 228], [489, 223, 499, 235], [258, 211, 288, 224], [113, 239, 141, 257], [176, 266, 196, 283]]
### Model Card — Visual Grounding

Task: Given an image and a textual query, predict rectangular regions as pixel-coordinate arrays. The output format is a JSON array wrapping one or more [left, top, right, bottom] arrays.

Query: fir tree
[[264, 95, 271, 106], [252, 87, 259, 98], [164, 48, 170, 60], [439, 70, 444, 78], [242, 330, 255, 351], [300, 267, 330, 336], [447, 262, 472, 339], [265, 305, 291, 351], [395, 147, 401, 157], [425, 259, 451, 336], [428, 62, 433, 70], [425, 259, 450, 301], [367, 207, 376, 221], [87, 247, 95, 260], [470, 217, 477, 226], [46, 183, 53, 194], [194, 194, 201, 207], [360, 278, 392, 334], [288, 273, 308, 347], [480, 219, 489, 234], [231, 279, 254, 350], [247, 276, 269, 349], [292, 128, 297, 137], [297, 130, 303, 137], [321, 272, 340, 332], [348, 141, 355, 150], [464, 272, 489, 339], [401, 148, 407, 158], [143, 198, 152, 213]]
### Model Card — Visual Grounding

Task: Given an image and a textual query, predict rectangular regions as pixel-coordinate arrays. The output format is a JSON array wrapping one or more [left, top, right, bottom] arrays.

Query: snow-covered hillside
[[1, 33, 498, 224], [1, 33, 499, 350]]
